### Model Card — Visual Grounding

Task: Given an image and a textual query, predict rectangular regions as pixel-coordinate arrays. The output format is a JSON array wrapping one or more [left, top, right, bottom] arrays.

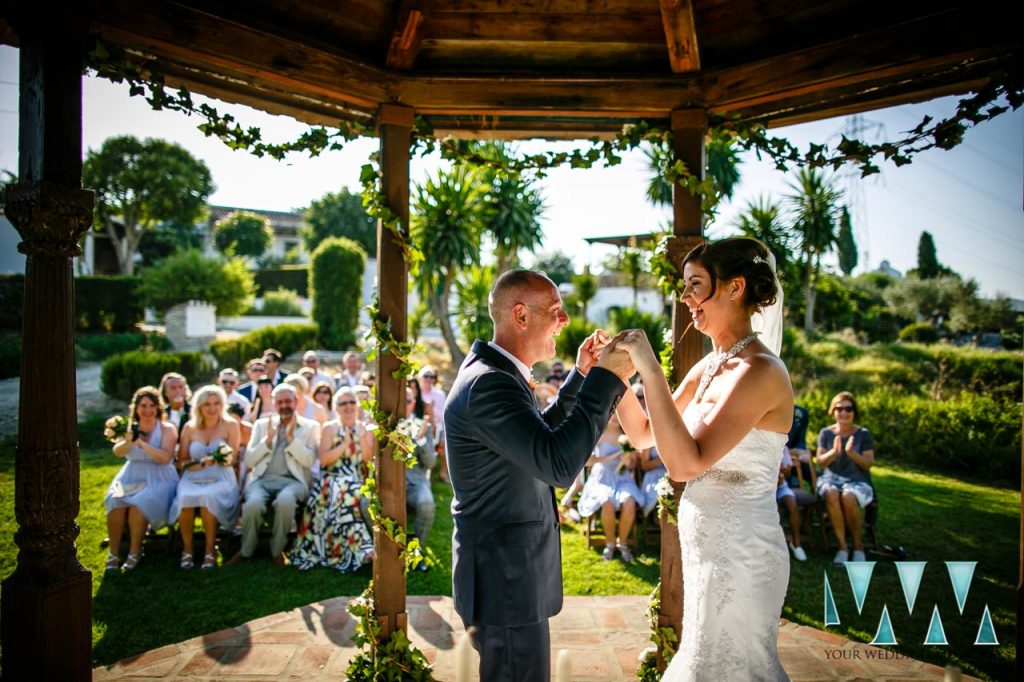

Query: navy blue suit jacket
[[445, 340, 625, 627]]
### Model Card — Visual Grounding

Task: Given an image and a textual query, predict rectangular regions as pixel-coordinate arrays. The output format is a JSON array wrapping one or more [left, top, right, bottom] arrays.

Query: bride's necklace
[[695, 333, 758, 403]]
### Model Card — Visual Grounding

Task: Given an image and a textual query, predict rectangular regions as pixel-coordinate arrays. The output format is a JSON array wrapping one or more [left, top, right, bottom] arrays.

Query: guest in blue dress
[[104, 386, 179, 571], [577, 415, 643, 562], [170, 385, 241, 569]]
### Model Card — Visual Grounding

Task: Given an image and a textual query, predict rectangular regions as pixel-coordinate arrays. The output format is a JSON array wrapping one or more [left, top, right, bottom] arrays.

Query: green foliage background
[[310, 237, 366, 349], [137, 250, 255, 317]]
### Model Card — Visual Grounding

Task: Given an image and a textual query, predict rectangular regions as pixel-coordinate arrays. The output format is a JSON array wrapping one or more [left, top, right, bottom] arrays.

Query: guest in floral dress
[[291, 387, 377, 571], [170, 385, 241, 569], [104, 386, 180, 571]]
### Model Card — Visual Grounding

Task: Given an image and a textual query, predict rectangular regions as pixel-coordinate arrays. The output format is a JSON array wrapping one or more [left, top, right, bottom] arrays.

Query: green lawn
[[0, 442, 1017, 679]]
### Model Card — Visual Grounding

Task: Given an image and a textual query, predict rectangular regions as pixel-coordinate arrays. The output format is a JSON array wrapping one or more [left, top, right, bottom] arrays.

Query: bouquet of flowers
[[183, 443, 233, 469], [103, 415, 130, 443], [616, 434, 637, 474]]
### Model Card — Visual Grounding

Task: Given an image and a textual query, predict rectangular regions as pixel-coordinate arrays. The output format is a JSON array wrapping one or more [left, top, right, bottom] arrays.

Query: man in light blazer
[[229, 383, 320, 567], [445, 269, 633, 681]]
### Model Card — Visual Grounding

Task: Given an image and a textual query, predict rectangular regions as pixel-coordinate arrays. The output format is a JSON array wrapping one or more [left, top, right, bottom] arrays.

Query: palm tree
[[571, 269, 598, 321], [733, 195, 789, 268], [785, 168, 843, 336], [472, 142, 547, 272], [644, 128, 743, 209], [411, 164, 491, 366]]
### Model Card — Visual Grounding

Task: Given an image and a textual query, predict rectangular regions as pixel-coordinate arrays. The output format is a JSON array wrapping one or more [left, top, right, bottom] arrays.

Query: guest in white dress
[[171, 385, 241, 569], [576, 414, 642, 562], [104, 386, 179, 571]]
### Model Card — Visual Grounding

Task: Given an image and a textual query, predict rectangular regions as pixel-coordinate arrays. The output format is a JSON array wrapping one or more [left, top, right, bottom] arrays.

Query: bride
[[609, 237, 793, 680]]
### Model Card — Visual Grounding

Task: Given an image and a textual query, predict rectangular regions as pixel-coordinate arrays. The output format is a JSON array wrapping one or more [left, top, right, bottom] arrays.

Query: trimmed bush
[[899, 321, 939, 343], [76, 276, 145, 332], [76, 331, 170, 362], [209, 322, 319, 371], [255, 266, 309, 297], [252, 288, 305, 317], [137, 249, 255, 317], [799, 388, 1020, 482], [0, 333, 22, 379], [310, 237, 365, 349], [0, 274, 24, 331], [101, 351, 214, 401]]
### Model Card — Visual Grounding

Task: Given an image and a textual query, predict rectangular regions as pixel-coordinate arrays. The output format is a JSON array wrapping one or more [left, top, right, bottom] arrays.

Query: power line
[[913, 157, 1022, 212], [891, 107, 1023, 168]]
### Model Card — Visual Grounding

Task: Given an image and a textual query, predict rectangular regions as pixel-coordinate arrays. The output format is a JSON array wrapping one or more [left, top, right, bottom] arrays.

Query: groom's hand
[[597, 343, 635, 384], [575, 329, 610, 375]]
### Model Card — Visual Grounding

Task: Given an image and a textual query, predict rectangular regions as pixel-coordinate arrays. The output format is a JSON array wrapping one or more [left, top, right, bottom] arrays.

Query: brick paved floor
[[92, 595, 976, 680]]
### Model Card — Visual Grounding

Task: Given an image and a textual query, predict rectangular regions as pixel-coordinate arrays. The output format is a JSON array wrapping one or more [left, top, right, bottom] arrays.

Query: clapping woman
[[291, 387, 376, 571], [104, 386, 179, 571], [170, 385, 241, 569]]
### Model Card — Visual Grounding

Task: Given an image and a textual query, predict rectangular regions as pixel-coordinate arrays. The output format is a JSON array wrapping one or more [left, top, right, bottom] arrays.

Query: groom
[[445, 269, 632, 681]]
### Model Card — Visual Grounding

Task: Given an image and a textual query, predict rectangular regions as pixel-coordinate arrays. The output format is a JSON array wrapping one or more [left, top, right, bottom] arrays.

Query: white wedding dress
[[662, 401, 790, 681]]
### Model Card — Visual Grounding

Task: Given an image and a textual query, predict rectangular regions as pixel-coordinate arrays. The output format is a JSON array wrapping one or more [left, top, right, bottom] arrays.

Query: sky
[[2, 45, 1022, 298]]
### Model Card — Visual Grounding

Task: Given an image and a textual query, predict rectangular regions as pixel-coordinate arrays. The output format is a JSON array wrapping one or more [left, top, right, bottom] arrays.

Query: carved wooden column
[[0, 11, 93, 682], [372, 103, 413, 638], [658, 108, 707, 671]]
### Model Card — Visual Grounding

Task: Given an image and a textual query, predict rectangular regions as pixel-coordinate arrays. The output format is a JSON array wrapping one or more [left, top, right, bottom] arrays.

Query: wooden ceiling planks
[[660, 0, 700, 73], [1, 0, 1018, 137]]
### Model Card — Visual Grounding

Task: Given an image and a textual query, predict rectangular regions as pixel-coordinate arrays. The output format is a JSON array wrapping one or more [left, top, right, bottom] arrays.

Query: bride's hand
[[607, 329, 660, 374]]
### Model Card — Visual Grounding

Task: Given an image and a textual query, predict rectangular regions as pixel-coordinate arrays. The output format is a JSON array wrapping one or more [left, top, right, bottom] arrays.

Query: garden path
[[0, 361, 119, 439], [91, 595, 973, 681]]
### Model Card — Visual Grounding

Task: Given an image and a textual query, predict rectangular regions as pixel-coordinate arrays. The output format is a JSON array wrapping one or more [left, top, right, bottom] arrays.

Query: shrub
[[254, 288, 305, 317], [76, 331, 170, 362], [209, 322, 319, 370], [0, 333, 22, 379], [310, 237, 365, 349], [0, 274, 24, 331], [609, 307, 668, 357], [556, 318, 596, 362], [899, 321, 939, 343], [255, 266, 309, 297], [213, 210, 273, 258], [137, 249, 255, 317], [800, 388, 1020, 482], [75, 276, 145, 332], [101, 351, 214, 401]]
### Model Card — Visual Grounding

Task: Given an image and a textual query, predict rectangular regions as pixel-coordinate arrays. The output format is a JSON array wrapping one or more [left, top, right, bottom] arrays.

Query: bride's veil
[[750, 250, 784, 356]]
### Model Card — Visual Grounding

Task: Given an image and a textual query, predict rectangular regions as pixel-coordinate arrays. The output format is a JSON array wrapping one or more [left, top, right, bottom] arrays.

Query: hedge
[[209, 322, 319, 371], [101, 351, 215, 402], [797, 388, 1021, 482], [255, 266, 309, 297], [0, 274, 144, 333], [77, 331, 171, 362], [0, 333, 22, 379], [310, 237, 365, 349]]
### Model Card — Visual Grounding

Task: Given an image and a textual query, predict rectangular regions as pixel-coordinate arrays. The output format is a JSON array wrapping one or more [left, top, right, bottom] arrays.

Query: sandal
[[601, 545, 616, 561], [105, 553, 121, 571], [618, 544, 635, 564], [122, 553, 141, 571], [201, 553, 217, 569], [180, 552, 194, 569]]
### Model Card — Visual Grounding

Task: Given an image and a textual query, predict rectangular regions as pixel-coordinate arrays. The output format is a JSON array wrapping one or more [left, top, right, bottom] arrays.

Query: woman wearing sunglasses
[[815, 391, 876, 566]]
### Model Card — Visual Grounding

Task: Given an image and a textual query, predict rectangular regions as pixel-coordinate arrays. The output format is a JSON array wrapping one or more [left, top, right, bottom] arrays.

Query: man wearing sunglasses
[[218, 368, 251, 410], [236, 358, 268, 403]]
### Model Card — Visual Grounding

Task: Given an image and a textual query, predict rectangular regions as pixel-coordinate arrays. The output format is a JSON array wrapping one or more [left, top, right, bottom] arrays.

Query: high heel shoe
[[122, 553, 142, 571]]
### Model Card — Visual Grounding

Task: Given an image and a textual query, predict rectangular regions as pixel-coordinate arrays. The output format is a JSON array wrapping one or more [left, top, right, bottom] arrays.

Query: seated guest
[[576, 414, 642, 563], [401, 386, 436, 572], [246, 375, 276, 422], [336, 351, 364, 388], [285, 373, 329, 425], [291, 387, 375, 571], [160, 371, 192, 434], [311, 380, 334, 412], [262, 348, 286, 385], [407, 376, 433, 422], [302, 350, 335, 388], [816, 391, 876, 566], [549, 359, 565, 380], [236, 358, 267, 402], [170, 385, 241, 569], [633, 384, 668, 517], [776, 446, 807, 561], [229, 384, 320, 567], [353, 384, 374, 424], [218, 368, 251, 410], [104, 386, 179, 571], [788, 401, 812, 487], [359, 370, 376, 392]]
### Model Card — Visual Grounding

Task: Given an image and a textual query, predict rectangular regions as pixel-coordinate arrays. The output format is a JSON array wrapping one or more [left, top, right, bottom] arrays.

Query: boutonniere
[[528, 376, 537, 390]]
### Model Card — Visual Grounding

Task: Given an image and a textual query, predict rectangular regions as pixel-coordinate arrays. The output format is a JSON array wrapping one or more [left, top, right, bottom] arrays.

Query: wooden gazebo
[[1, 1, 1020, 679]]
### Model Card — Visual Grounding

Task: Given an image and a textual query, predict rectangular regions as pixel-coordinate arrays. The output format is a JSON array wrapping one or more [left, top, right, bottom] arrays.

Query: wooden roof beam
[[660, 0, 700, 74], [386, 0, 433, 70]]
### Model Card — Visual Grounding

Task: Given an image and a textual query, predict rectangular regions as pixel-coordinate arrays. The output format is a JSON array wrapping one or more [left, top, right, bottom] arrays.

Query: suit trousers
[[241, 475, 308, 557], [469, 619, 550, 682]]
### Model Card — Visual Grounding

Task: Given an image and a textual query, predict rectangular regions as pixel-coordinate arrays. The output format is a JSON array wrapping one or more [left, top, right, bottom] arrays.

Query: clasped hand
[[574, 328, 656, 383]]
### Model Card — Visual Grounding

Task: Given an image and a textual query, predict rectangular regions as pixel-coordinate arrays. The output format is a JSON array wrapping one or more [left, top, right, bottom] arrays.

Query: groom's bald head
[[489, 269, 556, 327]]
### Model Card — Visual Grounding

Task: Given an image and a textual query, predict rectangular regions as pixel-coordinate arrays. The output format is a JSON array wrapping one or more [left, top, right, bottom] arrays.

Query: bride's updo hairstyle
[[683, 237, 778, 312]]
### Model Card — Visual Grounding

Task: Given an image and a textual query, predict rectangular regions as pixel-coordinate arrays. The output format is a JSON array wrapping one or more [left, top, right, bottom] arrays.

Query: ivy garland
[[635, 580, 680, 681], [83, 36, 1023, 679]]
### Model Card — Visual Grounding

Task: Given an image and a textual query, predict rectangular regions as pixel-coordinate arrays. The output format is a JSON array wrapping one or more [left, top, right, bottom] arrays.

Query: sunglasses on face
[[422, 374, 436, 379], [316, 389, 331, 395], [337, 400, 357, 406], [835, 406, 854, 413], [221, 379, 237, 386]]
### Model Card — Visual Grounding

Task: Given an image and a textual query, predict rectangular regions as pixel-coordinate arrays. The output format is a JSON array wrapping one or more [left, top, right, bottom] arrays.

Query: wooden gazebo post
[[372, 103, 414, 638], [657, 108, 708, 670], [0, 10, 93, 682]]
